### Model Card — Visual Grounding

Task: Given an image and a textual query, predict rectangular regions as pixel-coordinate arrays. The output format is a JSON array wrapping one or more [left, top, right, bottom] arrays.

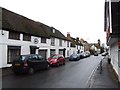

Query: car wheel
[[13, 71, 19, 75], [77, 58, 79, 61], [29, 68, 34, 74], [63, 61, 66, 65], [56, 63, 59, 67]]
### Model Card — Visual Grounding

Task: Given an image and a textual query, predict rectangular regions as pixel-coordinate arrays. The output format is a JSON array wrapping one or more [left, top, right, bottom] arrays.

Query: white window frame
[[51, 38, 55, 46]]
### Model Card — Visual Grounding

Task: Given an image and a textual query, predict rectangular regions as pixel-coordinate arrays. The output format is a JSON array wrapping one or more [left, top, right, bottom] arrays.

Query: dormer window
[[53, 29, 55, 33]]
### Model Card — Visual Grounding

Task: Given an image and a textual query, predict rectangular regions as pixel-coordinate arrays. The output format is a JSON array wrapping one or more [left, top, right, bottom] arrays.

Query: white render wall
[[118, 49, 120, 81], [110, 42, 118, 75], [0, 30, 83, 68]]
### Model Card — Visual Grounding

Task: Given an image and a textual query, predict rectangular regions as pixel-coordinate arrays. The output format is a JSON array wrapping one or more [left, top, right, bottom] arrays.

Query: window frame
[[41, 37, 47, 43], [9, 31, 20, 40], [23, 34, 31, 41], [51, 38, 55, 46]]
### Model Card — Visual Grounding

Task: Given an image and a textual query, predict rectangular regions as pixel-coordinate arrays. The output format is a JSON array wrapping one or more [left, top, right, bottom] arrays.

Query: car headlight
[[54, 59, 58, 62]]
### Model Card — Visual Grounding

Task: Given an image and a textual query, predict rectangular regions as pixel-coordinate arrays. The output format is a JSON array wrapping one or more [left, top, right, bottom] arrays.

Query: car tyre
[[56, 63, 59, 67], [13, 71, 19, 75], [63, 61, 66, 65], [29, 68, 34, 74]]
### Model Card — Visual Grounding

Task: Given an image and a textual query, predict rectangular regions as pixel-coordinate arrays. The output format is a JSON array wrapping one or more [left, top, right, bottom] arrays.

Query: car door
[[58, 55, 63, 64], [61, 55, 65, 63], [30, 55, 40, 70], [38, 55, 46, 69]]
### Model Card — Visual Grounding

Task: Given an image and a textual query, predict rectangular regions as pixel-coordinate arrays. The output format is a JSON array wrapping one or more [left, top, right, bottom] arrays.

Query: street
[[2, 55, 102, 88]]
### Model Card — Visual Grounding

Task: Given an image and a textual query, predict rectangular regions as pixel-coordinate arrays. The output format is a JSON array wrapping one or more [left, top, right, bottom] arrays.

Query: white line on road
[[85, 60, 101, 88]]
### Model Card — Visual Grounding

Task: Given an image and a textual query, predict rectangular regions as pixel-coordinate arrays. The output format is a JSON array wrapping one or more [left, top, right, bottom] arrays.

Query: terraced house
[[104, 0, 120, 81], [67, 32, 84, 54], [0, 7, 73, 68]]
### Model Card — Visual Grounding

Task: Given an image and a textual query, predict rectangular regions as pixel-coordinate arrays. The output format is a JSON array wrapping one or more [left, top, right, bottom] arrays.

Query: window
[[31, 55, 38, 60], [59, 55, 64, 58], [59, 39, 62, 46], [41, 37, 46, 43], [51, 55, 59, 59], [51, 38, 55, 46], [19, 55, 28, 61], [52, 29, 55, 33], [38, 55, 44, 60], [7, 46, 21, 64], [59, 49, 63, 55], [67, 41, 69, 47], [50, 49, 55, 57], [9, 31, 20, 40], [67, 50, 69, 56], [23, 34, 31, 41]]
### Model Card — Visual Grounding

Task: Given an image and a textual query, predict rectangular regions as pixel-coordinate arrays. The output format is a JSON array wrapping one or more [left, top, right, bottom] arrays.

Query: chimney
[[67, 32, 70, 38], [76, 37, 79, 41]]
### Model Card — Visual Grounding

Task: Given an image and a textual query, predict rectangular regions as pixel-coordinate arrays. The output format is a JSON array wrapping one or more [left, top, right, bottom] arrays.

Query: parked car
[[78, 52, 84, 59], [94, 52, 98, 56], [12, 54, 50, 74], [83, 51, 90, 58], [48, 54, 65, 66], [69, 53, 80, 61], [102, 52, 108, 56]]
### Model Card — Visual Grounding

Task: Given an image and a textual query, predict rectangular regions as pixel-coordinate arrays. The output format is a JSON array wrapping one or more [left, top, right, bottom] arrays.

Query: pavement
[[89, 56, 119, 89], [0, 67, 13, 77]]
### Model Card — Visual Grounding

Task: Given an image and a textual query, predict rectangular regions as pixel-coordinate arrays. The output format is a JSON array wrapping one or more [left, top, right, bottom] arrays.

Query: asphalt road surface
[[2, 55, 102, 88]]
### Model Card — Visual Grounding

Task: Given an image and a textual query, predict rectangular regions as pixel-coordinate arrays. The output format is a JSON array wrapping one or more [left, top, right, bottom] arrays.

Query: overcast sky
[[0, 0, 106, 44]]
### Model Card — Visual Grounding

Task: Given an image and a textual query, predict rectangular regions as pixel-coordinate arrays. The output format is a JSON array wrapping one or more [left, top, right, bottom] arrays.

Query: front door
[[38, 50, 47, 59], [30, 48, 36, 54]]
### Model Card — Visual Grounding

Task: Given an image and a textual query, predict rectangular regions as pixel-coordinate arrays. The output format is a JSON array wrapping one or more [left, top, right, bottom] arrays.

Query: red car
[[48, 54, 65, 66]]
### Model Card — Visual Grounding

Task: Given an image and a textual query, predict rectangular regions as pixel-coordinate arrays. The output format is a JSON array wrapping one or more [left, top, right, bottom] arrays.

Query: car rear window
[[19, 55, 28, 61]]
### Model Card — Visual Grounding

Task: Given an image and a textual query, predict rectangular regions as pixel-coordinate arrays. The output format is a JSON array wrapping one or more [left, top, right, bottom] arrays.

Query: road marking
[[86, 61, 100, 88]]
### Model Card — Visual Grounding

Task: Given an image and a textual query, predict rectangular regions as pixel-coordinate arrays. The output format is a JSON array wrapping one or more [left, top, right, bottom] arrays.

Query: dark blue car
[[69, 53, 80, 61]]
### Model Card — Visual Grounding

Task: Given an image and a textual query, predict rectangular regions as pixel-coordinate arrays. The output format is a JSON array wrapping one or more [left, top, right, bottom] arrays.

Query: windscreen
[[51, 55, 59, 59]]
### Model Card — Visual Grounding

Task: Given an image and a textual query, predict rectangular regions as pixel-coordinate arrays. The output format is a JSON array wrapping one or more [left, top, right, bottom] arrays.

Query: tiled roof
[[41, 24, 67, 40], [1, 7, 68, 40], [2, 7, 50, 38]]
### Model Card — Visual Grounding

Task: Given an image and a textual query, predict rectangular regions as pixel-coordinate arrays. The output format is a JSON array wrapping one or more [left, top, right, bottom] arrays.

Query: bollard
[[108, 58, 111, 64]]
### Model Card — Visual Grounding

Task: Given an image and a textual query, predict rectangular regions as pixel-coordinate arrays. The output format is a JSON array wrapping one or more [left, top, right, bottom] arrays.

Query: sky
[[0, 0, 106, 44]]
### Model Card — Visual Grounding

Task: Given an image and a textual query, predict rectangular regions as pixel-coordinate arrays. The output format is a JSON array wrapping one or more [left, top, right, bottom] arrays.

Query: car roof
[[21, 54, 41, 56], [53, 54, 63, 56]]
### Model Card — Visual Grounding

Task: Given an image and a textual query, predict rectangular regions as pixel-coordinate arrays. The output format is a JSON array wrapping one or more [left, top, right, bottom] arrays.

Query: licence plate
[[15, 64, 20, 66]]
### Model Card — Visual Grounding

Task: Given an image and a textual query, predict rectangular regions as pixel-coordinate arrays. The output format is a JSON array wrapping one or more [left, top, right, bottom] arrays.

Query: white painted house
[[0, 7, 73, 68], [104, 0, 120, 81], [66, 32, 84, 54]]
